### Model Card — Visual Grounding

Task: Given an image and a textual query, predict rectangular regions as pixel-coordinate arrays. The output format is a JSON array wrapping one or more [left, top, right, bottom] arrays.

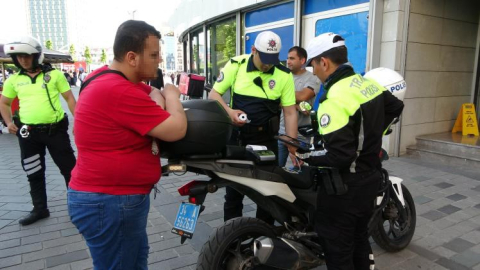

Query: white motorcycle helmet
[[4, 36, 44, 71], [364, 67, 406, 101]]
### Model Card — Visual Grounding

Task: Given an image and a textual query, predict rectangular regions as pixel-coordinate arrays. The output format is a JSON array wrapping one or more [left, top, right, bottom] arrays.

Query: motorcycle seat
[[272, 166, 317, 189]]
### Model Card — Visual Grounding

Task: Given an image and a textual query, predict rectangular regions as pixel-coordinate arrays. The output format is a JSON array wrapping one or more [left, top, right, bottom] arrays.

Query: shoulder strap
[[79, 70, 128, 94]]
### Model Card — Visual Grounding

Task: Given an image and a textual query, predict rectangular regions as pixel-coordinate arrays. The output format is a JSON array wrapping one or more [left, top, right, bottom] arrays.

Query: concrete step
[[406, 145, 480, 168], [416, 134, 480, 161], [406, 132, 480, 168]]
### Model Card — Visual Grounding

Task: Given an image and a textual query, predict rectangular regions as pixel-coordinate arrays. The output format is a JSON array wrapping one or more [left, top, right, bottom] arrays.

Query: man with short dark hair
[[304, 32, 404, 270], [67, 20, 187, 269], [278, 46, 321, 168]]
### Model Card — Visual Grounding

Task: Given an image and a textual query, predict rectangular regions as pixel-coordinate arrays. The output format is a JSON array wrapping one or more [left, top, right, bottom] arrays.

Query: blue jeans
[[277, 140, 289, 167], [67, 189, 150, 270]]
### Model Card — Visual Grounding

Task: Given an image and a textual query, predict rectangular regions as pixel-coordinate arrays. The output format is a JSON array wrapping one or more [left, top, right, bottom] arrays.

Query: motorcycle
[[161, 99, 416, 270]]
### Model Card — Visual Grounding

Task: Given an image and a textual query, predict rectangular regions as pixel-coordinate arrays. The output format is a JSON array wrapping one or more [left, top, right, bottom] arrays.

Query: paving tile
[[148, 249, 177, 264], [446, 193, 468, 201], [437, 205, 462, 215], [198, 211, 223, 222], [0, 239, 20, 251], [61, 227, 79, 237], [407, 244, 441, 261], [443, 238, 476, 253], [22, 245, 66, 262], [460, 230, 480, 244], [0, 255, 22, 268], [432, 246, 456, 258], [414, 195, 433, 205], [410, 175, 431, 182], [434, 182, 455, 189], [421, 210, 447, 221], [435, 257, 471, 270], [70, 258, 94, 270], [45, 249, 90, 268], [42, 235, 83, 249], [0, 227, 39, 242], [0, 243, 43, 259], [1, 259, 45, 270], [393, 255, 446, 270], [451, 250, 480, 268], [40, 221, 76, 233], [21, 231, 61, 245], [174, 244, 196, 256], [0, 210, 33, 220]]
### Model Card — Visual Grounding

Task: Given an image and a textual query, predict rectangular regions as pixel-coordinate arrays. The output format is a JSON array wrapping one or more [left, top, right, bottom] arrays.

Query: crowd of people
[[62, 69, 88, 87], [0, 18, 404, 270]]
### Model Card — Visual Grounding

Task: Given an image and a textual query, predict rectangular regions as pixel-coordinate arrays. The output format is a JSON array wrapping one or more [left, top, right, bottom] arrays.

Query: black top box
[[160, 99, 233, 159]]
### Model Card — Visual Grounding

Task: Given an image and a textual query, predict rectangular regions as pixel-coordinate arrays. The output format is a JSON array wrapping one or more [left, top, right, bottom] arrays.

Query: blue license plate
[[171, 202, 201, 238]]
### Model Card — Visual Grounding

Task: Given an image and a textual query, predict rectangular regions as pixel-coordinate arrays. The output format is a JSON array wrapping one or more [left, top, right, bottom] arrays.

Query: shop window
[[190, 29, 205, 76], [315, 11, 368, 73], [207, 17, 236, 84]]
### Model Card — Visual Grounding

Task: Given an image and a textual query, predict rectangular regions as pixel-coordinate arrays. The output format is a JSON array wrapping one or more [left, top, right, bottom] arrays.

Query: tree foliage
[[84, 46, 92, 64], [100, 49, 107, 64], [221, 22, 236, 60], [45, 40, 53, 50], [69, 44, 76, 61]]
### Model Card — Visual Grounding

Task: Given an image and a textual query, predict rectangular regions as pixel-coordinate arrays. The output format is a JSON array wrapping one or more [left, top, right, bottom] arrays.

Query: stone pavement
[[0, 87, 480, 269]]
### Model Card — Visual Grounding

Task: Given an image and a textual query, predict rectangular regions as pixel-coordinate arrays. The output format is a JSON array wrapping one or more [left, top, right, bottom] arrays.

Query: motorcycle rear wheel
[[371, 184, 416, 252], [196, 217, 277, 270]]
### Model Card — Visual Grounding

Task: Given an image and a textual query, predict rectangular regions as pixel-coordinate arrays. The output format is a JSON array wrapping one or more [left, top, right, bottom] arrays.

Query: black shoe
[[19, 209, 50, 226]]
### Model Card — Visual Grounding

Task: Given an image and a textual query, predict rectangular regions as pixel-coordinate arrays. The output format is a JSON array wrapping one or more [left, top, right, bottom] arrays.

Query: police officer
[[0, 36, 77, 225], [303, 33, 404, 270], [209, 31, 298, 223]]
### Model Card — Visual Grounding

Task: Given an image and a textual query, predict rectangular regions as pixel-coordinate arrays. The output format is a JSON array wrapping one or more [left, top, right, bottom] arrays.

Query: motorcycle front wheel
[[371, 184, 416, 252], [196, 217, 277, 270]]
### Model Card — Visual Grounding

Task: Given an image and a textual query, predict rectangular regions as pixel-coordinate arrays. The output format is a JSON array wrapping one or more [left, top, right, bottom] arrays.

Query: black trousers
[[16, 117, 76, 211], [224, 128, 277, 224], [314, 170, 382, 270]]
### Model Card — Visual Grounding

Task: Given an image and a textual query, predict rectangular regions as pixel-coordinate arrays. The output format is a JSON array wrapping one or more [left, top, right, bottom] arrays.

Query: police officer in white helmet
[[0, 36, 77, 225]]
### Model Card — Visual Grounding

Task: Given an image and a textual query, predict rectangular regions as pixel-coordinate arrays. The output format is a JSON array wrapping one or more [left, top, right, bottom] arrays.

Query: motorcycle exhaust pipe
[[253, 236, 323, 270]]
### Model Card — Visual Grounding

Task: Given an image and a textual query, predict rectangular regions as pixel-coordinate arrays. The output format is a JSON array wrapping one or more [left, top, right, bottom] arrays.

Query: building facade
[[27, 0, 70, 50], [169, 0, 480, 156]]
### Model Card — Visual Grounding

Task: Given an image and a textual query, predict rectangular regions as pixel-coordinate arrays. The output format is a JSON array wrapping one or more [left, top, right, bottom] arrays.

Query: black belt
[[22, 117, 65, 132], [239, 123, 269, 133]]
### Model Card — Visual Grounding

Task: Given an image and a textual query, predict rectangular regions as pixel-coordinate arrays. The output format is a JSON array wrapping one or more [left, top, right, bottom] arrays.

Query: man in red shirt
[[67, 20, 187, 270]]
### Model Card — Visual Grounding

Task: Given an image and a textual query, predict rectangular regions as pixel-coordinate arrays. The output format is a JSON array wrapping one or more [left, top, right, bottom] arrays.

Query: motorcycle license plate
[[171, 202, 200, 239]]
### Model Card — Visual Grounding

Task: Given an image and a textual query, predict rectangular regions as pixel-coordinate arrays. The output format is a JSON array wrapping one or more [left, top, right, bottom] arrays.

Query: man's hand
[[7, 122, 18, 134], [289, 152, 304, 167], [150, 86, 165, 108], [228, 109, 247, 126], [161, 84, 181, 100]]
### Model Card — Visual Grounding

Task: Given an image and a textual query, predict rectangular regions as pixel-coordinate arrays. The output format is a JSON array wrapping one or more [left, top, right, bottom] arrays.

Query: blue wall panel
[[245, 25, 294, 62], [303, 0, 369, 15], [245, 2, 294, 28], [314, 11, 369, 73]]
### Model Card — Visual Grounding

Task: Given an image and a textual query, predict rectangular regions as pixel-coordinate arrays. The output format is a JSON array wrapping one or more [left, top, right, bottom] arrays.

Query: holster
[[319, 167, 348, 195], [267, 115, 280, 137]]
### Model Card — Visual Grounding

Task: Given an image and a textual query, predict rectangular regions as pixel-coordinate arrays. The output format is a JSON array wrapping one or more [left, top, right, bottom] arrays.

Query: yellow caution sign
[[452, 103, 479, 136]]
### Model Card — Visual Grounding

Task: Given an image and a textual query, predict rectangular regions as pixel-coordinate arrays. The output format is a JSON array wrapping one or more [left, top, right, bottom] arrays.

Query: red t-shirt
[[69, 66, 170, 195]]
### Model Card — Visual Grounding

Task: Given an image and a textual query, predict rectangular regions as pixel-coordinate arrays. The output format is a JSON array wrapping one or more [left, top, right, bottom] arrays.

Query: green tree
[[84, 46, 92, 65], [45, 40, 53, 50], [69, 44, 76, 61], [100, 49, 107, 64], [221, 22, 236, 60]]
